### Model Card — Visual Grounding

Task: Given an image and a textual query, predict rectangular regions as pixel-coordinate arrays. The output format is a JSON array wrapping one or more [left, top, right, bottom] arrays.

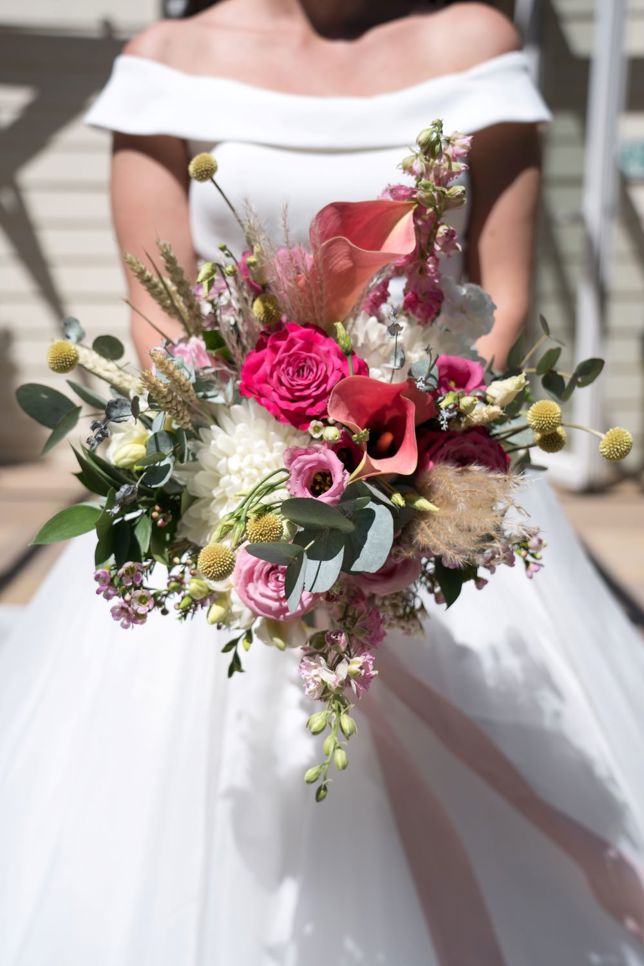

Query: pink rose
[[436, 355, 486, 395], [419, 428, 509, 473], [167, 336, 212, 370], [350, 553, 421, 596], [284, 445, 349, 505], [233, 548, 318, 620], [240, 323, 368, 430]]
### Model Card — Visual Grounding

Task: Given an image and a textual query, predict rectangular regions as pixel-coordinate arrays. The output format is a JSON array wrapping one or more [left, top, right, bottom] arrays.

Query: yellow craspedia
[[246, 513, 283, 543], [599, 427, 633, 462], [527, 400, 562, 434], [197, 543, 235, 581], [47, 339, 79, 374], [535, 427, 567, 453], [188, 153, 218, 182], [252, 294, 281, 326]]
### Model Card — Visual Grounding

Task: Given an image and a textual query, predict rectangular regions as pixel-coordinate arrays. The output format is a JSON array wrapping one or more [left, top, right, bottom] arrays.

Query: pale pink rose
[[284, 445, 349, 505], [350, 553, 421, 596], [168, 336, 211, 370], [233, 548, 317, 620]]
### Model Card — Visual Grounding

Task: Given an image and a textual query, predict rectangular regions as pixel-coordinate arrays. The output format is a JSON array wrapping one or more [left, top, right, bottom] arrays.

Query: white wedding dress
[[2, 51, 644, 966]]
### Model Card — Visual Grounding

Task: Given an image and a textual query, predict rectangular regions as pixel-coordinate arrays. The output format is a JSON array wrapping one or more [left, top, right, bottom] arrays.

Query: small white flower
[[486, 373, 527, 408], [308, 420, 325, 439], [106, 418, 150, 469]]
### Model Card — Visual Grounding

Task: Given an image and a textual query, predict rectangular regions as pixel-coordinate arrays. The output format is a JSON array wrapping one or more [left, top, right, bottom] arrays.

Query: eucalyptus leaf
[[32, 504, 102, 545], [285, 551, 307, 613], [140, 459, 174, 489], [281, 497, 354, 533], [66, 379, 107, 409], [16, 384, 76, 429], [41, 405, 81, 455], [574, 357, 605, 388], [134, 450, 171, 468], [147, 430, 174, 455], [63, 316, 85, 343], [302, 529, 346, 594], [535, 346, 562, 375], [105, 397, 132, 423], [541, 370, 566, 400], [93, 335, 125, 361], [246, 542, 304, 566], [151, 411, 167, 433], [506, 335, 525, 373], [343, 502, 394, 574], [539, 314, 551, 337]]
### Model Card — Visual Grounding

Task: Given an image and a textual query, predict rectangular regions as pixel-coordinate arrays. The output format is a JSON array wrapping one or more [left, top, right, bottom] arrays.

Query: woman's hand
[[111, 131, 197, 367], [468, 121, 543, 371]]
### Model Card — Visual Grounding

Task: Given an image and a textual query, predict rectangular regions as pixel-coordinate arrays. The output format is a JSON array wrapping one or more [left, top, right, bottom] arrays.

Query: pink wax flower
[[168, 336, 212, 370], [284, 445, 349, 505], [239, 322, 367, 430], [436, 355, 486, 395], [117, 562, 144, 587], [350, 553, 422, 596], [233, 548, 318, 621], [419, 427, 510, 473]]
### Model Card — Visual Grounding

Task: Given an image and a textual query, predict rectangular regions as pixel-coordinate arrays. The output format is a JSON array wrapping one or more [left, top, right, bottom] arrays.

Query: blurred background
[[0, 0, 642, 622]]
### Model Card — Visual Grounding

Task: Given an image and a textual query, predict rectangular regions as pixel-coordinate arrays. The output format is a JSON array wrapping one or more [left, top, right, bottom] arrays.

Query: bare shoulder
[[436, 3, 521, 61], [122, 19, 193, 65]]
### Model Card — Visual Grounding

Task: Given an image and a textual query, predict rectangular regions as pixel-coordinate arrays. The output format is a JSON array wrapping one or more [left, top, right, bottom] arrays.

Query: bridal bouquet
[[18, 122, 631, 799]]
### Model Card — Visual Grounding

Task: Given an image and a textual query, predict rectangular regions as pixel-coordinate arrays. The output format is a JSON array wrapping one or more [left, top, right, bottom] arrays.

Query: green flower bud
[[304, 765, 323, 784], [307, 711, 328, 735], [241, 629, 253, 652], [322, 425, 341, 443], [322, 734, 337, 756], [409, 496, 439, 513], [333, 321, 353, 356], [188, 577, 211, 600], [334, 748, 349, 771], [206, 593, 230, 625], [315, 783, 328, 802], [340, 714, 357, 738], [459, 395, 478, 415], [178, 595, 193, 611], [391, 492, 406, 509]]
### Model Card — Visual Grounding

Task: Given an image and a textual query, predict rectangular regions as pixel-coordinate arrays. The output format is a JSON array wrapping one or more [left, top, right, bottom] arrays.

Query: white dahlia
[[175, 399, 304, 546]]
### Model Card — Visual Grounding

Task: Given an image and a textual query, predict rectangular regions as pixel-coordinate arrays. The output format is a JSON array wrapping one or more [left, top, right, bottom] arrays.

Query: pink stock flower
[[298, 654, 344, 699], [347, 652, 378, 697], [284, 445, 349, 505], [239, 322, 367, 430], [309, 198, 417, 323], [168, 336, 212, 370], [419, 427, 510, 473], [233, 548, 318, 621], [350, 553, 422, 596], [361, 276, 391, 316], [327, 375, 436, 478], [436, 355, 486, 395]]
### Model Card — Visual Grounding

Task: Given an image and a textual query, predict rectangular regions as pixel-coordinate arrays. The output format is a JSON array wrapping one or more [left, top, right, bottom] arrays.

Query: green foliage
[[41, 405, 81, 455], [32, 503, 102, 545], [93, 335, 125, 360], [66, 380, 107, 409], [281, 497, 355, 533], [16, 383, 76, 429]]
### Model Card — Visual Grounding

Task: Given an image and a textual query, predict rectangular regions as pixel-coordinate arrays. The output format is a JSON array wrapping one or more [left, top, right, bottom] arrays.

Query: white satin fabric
[[2, 52, 644, 966]]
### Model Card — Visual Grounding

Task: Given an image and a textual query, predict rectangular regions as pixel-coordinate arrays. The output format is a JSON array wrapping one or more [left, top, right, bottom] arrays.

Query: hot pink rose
[[167, 336, 212, 370], [284, 445, 349, 505], [240, 323, 367, 430], [233, 548, 318, 620], [436, 355, 486, 395], [350, 553, 421, 596], [419, 428, 509, 473]]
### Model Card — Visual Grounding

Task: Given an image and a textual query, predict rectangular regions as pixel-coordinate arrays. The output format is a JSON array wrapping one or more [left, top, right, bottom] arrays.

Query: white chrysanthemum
[[350, 312, 431, 382], [437, 276, 496, 344], [175, 398, 304, 546]]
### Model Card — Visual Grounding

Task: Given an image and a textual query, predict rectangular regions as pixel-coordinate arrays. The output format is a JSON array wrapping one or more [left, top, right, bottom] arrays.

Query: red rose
[[240, 323, 367, 430], [419, 428, 509, 473]]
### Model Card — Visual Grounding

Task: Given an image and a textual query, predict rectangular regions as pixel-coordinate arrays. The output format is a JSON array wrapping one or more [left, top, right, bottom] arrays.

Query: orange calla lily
[[309, 199, 416, 324], [327, 375, 436, 479]]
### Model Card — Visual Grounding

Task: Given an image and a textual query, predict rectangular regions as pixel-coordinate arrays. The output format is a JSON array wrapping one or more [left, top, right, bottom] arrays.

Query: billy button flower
[[245, 513, 283, 543], [47, 339, 79, 374], [527, 400, 562, 435], [252, 294, 282, 326], [599, 427, 633, 462], [187, 152, 218, 182], [534, 427, 567, 453], [197, 543, 236, 582]]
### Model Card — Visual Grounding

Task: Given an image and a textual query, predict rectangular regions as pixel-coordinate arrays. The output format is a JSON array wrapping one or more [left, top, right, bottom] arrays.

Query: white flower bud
[[486, 373, 527, 408]]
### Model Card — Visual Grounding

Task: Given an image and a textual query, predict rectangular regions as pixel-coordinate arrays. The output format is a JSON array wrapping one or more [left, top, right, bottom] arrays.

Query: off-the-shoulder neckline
[[118, 50, 528, 104]]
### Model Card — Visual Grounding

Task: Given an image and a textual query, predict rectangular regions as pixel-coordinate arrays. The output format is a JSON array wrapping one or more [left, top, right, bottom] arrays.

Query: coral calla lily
[[327, 376, 436, 479], [310, 199, 416, 324]]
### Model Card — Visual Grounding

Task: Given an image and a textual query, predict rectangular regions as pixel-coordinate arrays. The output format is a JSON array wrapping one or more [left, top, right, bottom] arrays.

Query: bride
[[1, 1, 644, 963]]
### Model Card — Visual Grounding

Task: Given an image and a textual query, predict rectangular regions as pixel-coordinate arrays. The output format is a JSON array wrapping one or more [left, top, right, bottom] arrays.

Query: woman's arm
[[111, 131, 196, 366], [468, 121, 543, 370]]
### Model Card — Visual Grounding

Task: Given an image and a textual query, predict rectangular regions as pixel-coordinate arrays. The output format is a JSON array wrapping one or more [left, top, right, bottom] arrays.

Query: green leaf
[[560, 377, 578, 403], [134, 513, 152, 555], [105, 397, 132, 423], [301, 529, 346, 594], [535, 346, 562, 375], [202, 330, 226, 351], [66, 379, 107, 409], [539, 314, 551, 337], [16, 383, 76, 429], [506, 335, 525, 373], [147, 430, 174, 455], [246, 542, 304, 566], [343, 502, 394, 574], [574, 357, 605, 388], [32, 503, 102, 545], [281, 497, 355, 533], [541, 370, 566, 400], [41, 405, 81, 455], [434, 560, 477, 608], [93, 335, 125, 360], [72, 448, 118, 496], [140, 459, 174, 489], [285, 551, 307, 612]]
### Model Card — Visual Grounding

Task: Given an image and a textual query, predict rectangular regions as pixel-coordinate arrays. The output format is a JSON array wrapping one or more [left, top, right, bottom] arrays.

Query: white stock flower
[[174, 398, 304, 546], [106, 419, 150, 469]]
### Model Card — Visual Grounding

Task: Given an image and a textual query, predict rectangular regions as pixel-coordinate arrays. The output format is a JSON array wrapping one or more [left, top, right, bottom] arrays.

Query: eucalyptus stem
[[519, 334, 548, 369]]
